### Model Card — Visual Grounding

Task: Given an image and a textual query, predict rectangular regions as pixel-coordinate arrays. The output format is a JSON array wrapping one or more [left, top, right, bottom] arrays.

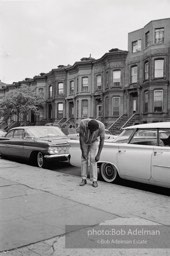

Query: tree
[[0, 85, 44, 124]]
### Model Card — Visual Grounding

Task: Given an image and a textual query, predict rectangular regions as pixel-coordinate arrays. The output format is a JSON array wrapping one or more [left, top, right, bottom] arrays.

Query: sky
[[0, 0, 170, 84]]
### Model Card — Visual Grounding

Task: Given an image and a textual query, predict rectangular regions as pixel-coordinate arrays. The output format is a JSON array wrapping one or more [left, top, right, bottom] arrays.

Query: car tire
[[36, 152, 45, 168], [100, 163, 118, 183]]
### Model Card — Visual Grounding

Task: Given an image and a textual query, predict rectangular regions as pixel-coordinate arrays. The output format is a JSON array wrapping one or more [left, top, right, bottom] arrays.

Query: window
[[158, 129, 170, 147], [81, 99, 88, 118], [77, 77, 79, 93], [96, 75, 102, 90], [144, 61, 149, 80], [144, 91, 149, 113], [48, 104, 52, 119], [70, 81, 74, 95], [155, 28, 164, 44], [145, 31, 150, 48], [105, 97, 109, 117], [82, 77, 88, 92], [39, 88, 44, 97], [154, 59, 164, 78], [130, 129, 158, 146], [13, 129, 24, 139], [49, 85, 52, 98], [57, 103, 63, 119], [58, 82, 64, 95], [106, 71, 109, 88], [132, 39, 141, 53], [131, 66, 137, 83], [77, 100, 79, 118], [112, 97, 120, 116], [6, 130, 14, 138], [154, 90, 163, 112], [113, 70, 121, 86]]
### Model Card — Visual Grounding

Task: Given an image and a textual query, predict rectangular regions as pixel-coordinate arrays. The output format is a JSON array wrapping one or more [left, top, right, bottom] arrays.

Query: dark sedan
[[0, 126, 70, 168]]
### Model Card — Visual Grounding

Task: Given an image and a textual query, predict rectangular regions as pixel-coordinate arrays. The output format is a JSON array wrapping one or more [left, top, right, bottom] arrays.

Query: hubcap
[[102, 163, 117, 182], [37, 152, 43, 167]]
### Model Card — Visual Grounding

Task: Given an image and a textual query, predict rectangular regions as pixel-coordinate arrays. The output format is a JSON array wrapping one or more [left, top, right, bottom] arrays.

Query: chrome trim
[[44, 154, 70, 159]]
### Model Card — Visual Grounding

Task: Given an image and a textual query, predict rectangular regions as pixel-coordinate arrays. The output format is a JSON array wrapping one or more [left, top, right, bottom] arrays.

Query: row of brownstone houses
[[1, 18, 170, 133]]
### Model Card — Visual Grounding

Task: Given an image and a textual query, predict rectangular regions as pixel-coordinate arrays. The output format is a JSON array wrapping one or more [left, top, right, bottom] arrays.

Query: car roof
[[125, 122, 170, 130], [10, 126, 57, 130]]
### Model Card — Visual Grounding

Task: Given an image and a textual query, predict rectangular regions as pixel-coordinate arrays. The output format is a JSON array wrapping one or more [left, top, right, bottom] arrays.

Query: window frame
[[154, 59, 164, 79], [144, 61, 149, 81], [105, 71, 109, 89], [131, 65, 138, 84], [69, 80, 74, 95], [145, 31, 150, 48], [58, 82, 64, 95], [96, 74, 102, 90], [144, 91, 149, 113], [49, 85, 52, 98], [132, 39, 141, 53], [112, 70, 121, 87], [81, 77, 88, 92], [153, 90, 163, 113], [155, 27, 164, 44]]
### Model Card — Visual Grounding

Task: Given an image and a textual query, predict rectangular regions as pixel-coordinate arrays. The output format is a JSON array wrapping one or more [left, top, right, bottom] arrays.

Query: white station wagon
[[69, 122, 170, 189]]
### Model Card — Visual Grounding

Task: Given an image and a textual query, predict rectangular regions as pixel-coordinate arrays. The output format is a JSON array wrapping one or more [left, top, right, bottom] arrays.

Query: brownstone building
[[1, 18, 170, 133], [125, 18, 170, 124]]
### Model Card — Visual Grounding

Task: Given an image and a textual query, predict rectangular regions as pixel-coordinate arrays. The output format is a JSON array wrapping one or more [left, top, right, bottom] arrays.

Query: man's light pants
[[81, 141, 98, 182]]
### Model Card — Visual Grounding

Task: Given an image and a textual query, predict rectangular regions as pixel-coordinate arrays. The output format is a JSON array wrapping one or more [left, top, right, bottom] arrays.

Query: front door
[[133, 99, 136, 113], [69, 102, 74, 118], [129, 93, 138, 115], [112, 97, 120, 116], [96, 105, 102, 118]]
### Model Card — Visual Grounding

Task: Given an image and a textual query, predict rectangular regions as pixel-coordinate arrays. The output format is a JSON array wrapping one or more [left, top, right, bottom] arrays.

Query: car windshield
[[27, 127, 66, 138], [113, 129, 134, 143]]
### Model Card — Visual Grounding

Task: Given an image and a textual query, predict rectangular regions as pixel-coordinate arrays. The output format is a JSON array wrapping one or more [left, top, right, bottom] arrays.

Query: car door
[[117, 144, 153, 181], [0, 130, 14, 155], [116, 128, 157, 181], [151, 129, 170, 186], [7, 129, 25, 157], [151, 146, 170, 186]]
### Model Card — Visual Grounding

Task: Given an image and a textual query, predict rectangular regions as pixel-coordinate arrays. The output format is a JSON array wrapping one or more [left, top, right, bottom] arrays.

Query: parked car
[[0, 126, 70, 168], [69, 122, 170, 188]]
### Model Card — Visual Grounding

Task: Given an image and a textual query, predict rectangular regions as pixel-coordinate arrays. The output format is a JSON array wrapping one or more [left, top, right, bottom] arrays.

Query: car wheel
[[36, 152, 45, 168], [100, 163, 118, 183]]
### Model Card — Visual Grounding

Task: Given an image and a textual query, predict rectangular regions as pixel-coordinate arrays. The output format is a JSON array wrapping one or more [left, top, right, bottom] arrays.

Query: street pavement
[[0, 158, 169, 256]]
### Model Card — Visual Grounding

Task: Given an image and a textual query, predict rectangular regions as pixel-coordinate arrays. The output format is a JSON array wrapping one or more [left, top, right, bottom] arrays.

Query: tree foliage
[[0, 85, 44, 123]]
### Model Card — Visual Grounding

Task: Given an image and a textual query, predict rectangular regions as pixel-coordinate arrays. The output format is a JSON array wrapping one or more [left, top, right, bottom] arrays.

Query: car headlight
[[48, 147, 59, 154], [48, 146, 70, 154]]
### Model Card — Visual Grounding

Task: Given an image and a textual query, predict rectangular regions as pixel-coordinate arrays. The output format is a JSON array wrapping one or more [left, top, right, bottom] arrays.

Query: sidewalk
[[0, 159, 169, 256]]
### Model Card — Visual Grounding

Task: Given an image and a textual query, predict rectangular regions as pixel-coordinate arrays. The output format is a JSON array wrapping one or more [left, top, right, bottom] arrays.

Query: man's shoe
[[79, 179, 87, 186], [92, 181, 98, 188]]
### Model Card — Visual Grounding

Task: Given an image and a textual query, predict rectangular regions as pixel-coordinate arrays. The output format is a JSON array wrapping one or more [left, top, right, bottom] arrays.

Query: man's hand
[[95, 153, 100, 162]]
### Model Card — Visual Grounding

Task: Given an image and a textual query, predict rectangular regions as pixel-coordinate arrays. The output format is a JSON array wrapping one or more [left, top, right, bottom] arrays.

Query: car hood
[[36, 136, 69, 145]]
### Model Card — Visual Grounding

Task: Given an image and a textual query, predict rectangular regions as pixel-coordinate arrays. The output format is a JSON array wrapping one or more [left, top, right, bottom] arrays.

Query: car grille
[[57, 146, 69, 154]]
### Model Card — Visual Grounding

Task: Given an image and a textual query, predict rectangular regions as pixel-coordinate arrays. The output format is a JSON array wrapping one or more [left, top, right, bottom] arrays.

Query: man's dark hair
[[88, 119, 99, 132]]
